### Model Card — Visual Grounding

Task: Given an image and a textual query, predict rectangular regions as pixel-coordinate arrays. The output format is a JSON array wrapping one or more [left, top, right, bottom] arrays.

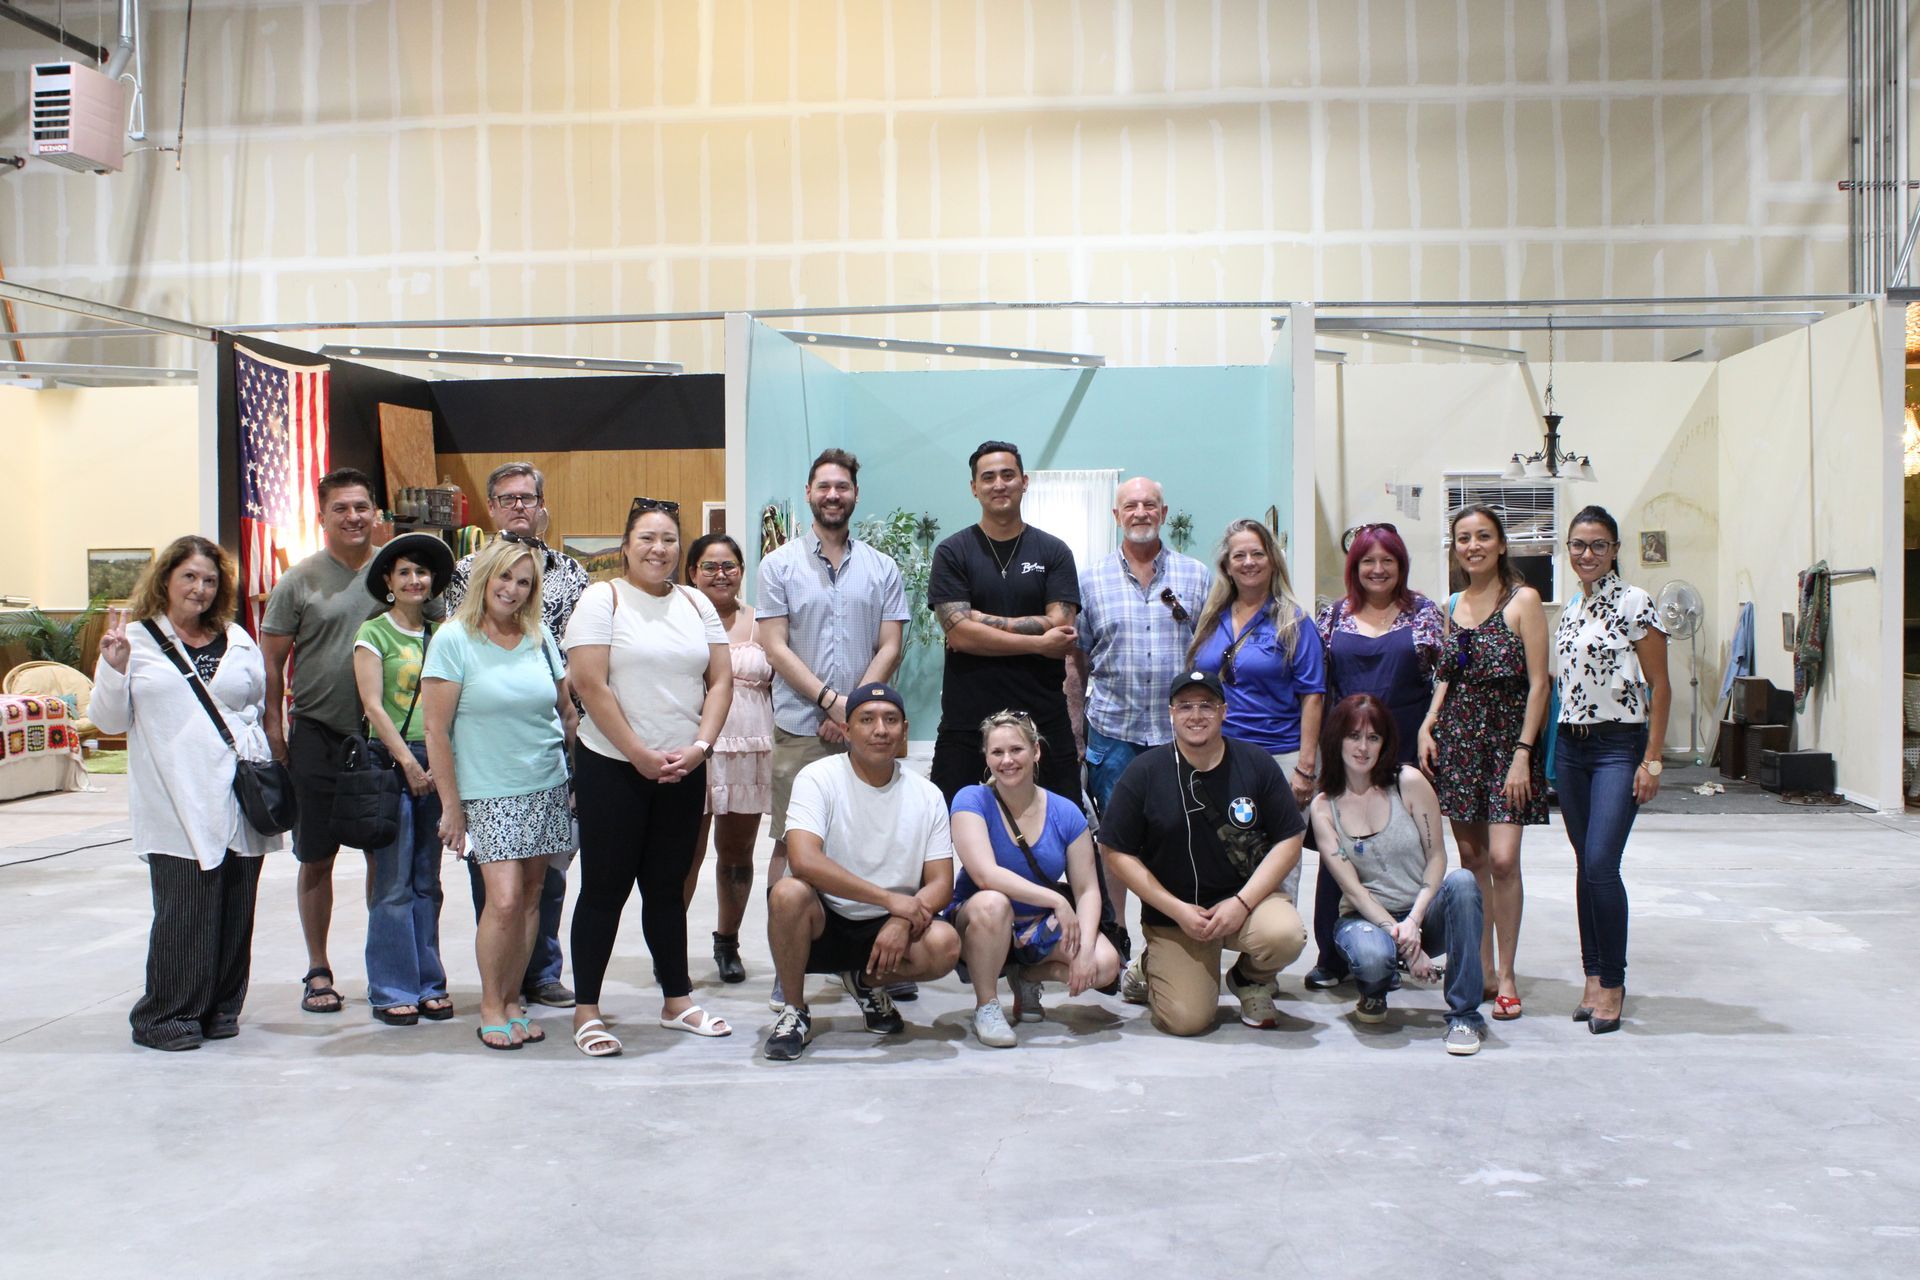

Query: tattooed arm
[[936, 598, 1079, 657], [1308, 794, 1396, 931]]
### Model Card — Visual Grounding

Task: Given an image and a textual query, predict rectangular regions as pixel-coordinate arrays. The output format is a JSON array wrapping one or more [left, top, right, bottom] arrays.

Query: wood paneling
[[378, 404, 438, 498], [436, 449, 725, 548]]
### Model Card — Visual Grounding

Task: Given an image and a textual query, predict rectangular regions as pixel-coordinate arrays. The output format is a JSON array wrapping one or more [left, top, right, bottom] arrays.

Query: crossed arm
[[1100, 831, 1302, 944], [935, 599, 1079, 658], [758, 614, 905, 730]]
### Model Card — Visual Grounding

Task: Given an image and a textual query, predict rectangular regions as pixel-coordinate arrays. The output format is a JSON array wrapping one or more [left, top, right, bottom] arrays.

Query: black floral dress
[[1433, 592, 1546, 825]]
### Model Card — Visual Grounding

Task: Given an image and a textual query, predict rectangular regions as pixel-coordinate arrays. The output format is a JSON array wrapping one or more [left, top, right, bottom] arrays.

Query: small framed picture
[[562, 536, 626, 583], [1639, 530, 1668, 566], [86, 548, 155, 602], [702, 501, 726, 535]]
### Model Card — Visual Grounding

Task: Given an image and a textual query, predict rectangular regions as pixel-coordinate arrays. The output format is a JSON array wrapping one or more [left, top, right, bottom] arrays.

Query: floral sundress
[[1433, 592, 1546, 826]]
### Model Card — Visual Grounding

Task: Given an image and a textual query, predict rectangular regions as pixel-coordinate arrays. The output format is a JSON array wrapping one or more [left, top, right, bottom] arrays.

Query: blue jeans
[[1332, 869, 1485, 1027], [467, 860, 567, 990], [1554, 722, 1647, 989], [365, 743, 448, 1009], [1084, 724, 1147, 818]]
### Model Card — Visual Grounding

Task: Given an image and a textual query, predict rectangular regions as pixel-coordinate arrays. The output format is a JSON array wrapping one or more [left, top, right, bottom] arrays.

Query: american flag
[[236, 345, 330, 633]]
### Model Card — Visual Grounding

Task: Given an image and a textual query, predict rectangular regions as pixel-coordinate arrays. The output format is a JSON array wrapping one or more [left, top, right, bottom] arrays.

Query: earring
[[386, 592, 395, 603]]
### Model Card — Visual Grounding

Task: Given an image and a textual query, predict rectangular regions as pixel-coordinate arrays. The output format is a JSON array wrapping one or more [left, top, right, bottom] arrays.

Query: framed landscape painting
[[87, 548, 155, 602]]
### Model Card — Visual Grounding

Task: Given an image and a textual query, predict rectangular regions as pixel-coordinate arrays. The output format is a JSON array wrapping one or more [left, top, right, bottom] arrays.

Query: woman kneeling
[[948, 711, 1120, 1047], [1309, 694, 1486, 1057]]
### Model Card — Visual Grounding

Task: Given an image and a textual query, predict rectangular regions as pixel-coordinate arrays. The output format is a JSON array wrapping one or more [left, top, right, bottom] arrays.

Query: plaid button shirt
[[1076, 545, 1212, 746]]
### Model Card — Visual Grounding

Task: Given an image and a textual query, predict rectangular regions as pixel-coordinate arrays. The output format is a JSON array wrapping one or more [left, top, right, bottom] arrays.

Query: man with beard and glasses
[[757, 448, 909, 1008], [443, 461, 588, 1011], [1071, 476, 1210, 983]]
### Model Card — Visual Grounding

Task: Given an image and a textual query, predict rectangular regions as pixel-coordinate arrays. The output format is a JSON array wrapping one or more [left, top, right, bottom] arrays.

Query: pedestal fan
[[1656, 579, 1705, 763]]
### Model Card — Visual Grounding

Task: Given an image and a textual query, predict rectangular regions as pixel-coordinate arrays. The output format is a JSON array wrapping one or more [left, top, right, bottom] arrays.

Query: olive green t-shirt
[[261, 549, 379, 734]]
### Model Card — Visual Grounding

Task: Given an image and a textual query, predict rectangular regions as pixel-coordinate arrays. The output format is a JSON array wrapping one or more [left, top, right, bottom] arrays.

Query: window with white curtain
[[1024, 469, 1120, 575]]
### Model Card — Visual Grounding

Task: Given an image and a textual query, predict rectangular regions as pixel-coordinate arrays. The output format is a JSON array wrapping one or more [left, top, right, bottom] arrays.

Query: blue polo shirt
[[1188, 601, 1326, 753]]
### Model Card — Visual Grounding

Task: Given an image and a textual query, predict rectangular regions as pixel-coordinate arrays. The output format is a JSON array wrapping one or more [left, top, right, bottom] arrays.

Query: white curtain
[[1025, 469, 1120, 575]]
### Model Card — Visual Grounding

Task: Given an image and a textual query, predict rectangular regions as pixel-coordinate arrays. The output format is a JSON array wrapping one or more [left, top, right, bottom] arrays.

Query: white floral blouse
[[1554, 573, 1663, 724]]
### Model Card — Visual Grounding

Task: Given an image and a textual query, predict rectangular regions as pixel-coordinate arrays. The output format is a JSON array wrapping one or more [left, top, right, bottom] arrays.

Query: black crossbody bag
[[332, 623, 433, 849], [141, 619, 298, 838]]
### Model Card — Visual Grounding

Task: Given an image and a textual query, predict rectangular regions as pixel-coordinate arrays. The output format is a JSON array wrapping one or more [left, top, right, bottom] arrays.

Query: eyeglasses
[[631, 497, 681, 515], [1567, 539, 1615, 556], [697, 559, 741, 574], [1341, 522, 1399, 553], [1159, 588, 1189, 623], [492, 493, 541, 509], [1219, 651, 1238, 686], [1171, 700, 1223, 718], [498, 530, 546, 549]]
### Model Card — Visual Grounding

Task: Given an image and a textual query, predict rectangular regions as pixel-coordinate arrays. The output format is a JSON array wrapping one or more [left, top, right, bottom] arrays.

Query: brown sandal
[[300, 966, 344, 1014]]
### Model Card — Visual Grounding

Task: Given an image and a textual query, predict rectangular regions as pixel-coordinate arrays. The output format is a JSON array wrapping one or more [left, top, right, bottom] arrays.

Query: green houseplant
[[856, 509, 940, 652], [0, 598, 110, 669]]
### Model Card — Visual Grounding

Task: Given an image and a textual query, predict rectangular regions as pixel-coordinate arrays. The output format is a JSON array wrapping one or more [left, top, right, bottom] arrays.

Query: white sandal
[[572, 1018, 623, 1057], [659, 1005, 731, 1037]]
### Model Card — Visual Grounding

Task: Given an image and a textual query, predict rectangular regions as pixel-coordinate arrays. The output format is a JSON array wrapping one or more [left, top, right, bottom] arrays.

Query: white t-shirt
[[784, 754, 955, 921], [562, 579, 727, 760]]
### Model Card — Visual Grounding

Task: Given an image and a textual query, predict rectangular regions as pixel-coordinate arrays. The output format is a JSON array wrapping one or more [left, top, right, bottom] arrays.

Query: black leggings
[[571, 747, 708, 1003]]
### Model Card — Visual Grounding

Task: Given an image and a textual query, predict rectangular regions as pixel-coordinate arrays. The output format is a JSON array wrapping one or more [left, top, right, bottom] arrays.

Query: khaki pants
[[769, 726, 847, 840], [1142, 895, 1307, 1037]]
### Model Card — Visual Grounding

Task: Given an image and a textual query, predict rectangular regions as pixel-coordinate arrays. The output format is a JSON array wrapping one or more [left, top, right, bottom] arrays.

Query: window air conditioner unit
[[30, 62, 125, 174]]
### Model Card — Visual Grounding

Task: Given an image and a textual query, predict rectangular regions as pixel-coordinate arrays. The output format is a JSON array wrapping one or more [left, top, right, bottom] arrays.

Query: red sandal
[[1491, 993, 1523, 1020]]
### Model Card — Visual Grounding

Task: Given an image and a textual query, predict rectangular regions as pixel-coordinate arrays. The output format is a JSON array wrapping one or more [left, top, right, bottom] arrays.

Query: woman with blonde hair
[[421, 536, 577, 1051], [92, 536, 282, 1051], [1187, 519, 1327, 808]]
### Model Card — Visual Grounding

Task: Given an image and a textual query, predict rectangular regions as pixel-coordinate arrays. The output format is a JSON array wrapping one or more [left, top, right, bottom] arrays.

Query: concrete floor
[[3, 775, 1917, 1278]]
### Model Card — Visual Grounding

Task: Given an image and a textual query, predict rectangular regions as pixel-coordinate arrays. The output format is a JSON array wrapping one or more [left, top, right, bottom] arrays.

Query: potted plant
[[856, 509, 940, 652], [0, 598, 109, 670]]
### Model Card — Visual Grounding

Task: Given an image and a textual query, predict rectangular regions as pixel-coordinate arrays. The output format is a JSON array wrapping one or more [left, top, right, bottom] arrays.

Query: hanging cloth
[[1793, 563, 1831, 713], [1719, 601, 1755, 704]]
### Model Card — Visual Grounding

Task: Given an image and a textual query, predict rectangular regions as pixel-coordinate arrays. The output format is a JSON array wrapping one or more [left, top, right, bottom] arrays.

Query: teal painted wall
[[741, 321, 847, 594]]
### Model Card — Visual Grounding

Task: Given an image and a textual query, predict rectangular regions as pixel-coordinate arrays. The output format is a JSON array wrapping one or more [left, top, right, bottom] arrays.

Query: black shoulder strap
[[395, 622, 433, 738], [140, 619, 239, 756], [988, 785, 1052, 884]]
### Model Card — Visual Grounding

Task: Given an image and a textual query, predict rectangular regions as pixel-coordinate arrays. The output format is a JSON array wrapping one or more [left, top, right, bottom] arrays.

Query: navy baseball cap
[[1168, 669, 1227, 703], [845, 682, 906, 716]]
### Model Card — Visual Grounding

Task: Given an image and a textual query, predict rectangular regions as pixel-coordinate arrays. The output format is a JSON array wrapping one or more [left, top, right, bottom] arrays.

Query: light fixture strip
[[316, 345, 683, 374], [776, 330, 1105, 367]]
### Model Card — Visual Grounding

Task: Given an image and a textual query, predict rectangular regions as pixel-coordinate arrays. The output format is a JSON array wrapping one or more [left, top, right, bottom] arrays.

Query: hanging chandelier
[[1502, 319, 1596, 482]]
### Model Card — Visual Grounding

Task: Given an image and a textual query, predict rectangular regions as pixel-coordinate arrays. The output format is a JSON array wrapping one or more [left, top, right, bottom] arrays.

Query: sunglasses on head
[[1341, 522, 1399, 553], [631, 496, 681, 516], [1159, 588, 1189, 623]]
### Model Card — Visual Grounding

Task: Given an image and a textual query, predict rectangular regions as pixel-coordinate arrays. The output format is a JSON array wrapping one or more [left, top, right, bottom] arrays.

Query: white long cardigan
[[89, 618, 286, 869]]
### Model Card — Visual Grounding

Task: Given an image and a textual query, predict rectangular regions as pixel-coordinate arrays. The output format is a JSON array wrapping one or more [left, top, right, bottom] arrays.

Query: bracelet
[[1513, 741, 1534, 754], [1234, 891, 1253, 914], [815, 685, 836, 710]]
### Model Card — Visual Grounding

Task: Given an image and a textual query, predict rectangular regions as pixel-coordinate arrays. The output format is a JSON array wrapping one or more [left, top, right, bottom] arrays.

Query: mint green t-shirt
[[353, 614, 430, 743], [420, 622, 568, 800]]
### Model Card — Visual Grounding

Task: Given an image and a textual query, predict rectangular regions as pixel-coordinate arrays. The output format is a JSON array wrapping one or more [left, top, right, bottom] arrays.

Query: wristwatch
[[693, 739, 712, 757], [1638, 758, 1663, 777]]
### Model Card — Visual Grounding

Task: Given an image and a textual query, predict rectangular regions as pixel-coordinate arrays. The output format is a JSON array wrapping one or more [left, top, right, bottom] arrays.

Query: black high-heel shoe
[[713, 932, 746, 984], [1573, 1006, 1594, 1022], [1588, 990, 1624, 1035]]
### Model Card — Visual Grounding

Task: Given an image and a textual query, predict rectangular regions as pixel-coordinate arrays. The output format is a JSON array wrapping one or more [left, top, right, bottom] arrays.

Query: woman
[[1416, 504, 1549, 1021], [352, 532, 456, 1026], [421, 537, 577, 1051], [1304, 524, 1445, 989], [1307, 694, 1485, 1056], [1188, 518, 1326, 847], [947, 711, 1120, 1048], [91, 537, 280, 1051], [1554, 505, 1670, 1035], [564, 498, 733, 1058], [680, 532, 772, 985]]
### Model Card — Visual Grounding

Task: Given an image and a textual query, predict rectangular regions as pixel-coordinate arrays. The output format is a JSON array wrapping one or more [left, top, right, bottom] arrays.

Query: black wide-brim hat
[[366, 532, 456, 602]]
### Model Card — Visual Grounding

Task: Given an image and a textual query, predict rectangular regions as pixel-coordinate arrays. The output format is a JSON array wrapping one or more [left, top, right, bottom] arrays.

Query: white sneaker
[[1225, 964, 1278, 1029], [971, 1000, 1018, 1048], [1120, 953, 1149, 1005], [1444, 1020, 1484, 1056]]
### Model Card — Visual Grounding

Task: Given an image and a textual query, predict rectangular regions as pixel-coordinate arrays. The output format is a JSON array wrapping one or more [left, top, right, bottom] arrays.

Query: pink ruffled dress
[[706, 622, 773, 815]]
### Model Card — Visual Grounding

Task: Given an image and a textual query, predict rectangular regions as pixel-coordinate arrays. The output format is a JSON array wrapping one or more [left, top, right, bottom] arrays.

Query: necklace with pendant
[[984, 528, 1025, 579]]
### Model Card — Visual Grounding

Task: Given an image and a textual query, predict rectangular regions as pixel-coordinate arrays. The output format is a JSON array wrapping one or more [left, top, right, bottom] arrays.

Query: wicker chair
[[3, 660, 103, 740]]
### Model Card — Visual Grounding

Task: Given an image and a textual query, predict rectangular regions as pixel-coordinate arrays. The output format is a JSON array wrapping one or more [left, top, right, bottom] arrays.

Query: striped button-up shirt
[[758, 531, 910, 734], [1076, 545, 1212, 746]]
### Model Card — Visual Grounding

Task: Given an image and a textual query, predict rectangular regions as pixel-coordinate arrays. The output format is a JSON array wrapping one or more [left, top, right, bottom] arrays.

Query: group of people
[[99, 440, 1669, 1062]]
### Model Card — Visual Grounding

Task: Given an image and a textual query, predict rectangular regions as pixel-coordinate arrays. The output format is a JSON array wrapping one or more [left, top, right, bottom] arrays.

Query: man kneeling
[[1099, 671, 1309, 1036], [765, 683, 961, 1061]]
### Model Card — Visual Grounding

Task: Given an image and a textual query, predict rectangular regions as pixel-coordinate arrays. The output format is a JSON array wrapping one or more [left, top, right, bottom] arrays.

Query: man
[[1072, 476, 1211, 971], [763, 683, 961, 1062], [444, 461, 588, 1010], [1098, 670, 1309, 1037], [262, 467, 384, 1015], [927, 440, 1081, 804], [757, 448, 907, 1005]]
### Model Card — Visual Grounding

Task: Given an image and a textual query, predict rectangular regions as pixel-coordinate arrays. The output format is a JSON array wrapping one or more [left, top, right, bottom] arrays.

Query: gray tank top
[[1327, 780, 1427, 917]]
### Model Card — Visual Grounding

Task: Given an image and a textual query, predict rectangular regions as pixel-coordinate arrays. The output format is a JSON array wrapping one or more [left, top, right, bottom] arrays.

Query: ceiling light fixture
[[1501, 319, 1596, 482]]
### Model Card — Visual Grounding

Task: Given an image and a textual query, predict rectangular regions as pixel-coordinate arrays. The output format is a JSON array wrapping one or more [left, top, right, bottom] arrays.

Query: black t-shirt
[[926, 524, 1081, 731], [1096, 738, 1305, 927], [184, 632, 229, 684]]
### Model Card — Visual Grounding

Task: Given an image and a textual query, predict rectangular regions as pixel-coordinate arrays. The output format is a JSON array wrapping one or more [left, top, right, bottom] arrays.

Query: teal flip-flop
[[476, 1024, 521, 1051], [507, 1015, 545, 1045]]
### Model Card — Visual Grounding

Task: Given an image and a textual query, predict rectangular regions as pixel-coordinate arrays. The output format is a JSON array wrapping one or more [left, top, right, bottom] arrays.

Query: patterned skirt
[[463, 780, 573, 864]]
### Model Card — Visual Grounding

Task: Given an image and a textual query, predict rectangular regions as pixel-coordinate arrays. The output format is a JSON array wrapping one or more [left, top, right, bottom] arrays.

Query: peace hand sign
[[99, 607, 132, 674]]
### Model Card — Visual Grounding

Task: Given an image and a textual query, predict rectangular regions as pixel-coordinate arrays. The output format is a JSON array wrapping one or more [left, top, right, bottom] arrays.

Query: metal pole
[[0, 281, 213, 342], [0, 2, 109, 63]]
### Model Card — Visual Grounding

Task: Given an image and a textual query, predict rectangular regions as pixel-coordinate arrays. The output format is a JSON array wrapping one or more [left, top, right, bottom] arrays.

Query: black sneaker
[[764, 1005, 813, 1061], [840, 969, 905, 1034], [713, 932, 746, 984], [1304, 966, 1349, 990], [1353, 993, 1389, 1024]]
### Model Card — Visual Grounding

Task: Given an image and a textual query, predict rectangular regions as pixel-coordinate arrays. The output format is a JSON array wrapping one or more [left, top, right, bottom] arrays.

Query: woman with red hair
[[1304, 524, 1444, 989]]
